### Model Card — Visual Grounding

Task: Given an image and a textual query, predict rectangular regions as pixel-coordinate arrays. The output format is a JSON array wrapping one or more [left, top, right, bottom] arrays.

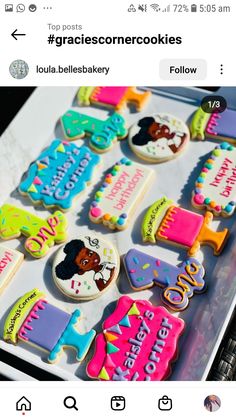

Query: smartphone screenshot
[[0, 0, 235, 417]]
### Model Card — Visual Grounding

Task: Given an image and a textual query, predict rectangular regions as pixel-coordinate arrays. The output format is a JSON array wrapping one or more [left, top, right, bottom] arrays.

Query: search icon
[[64, 396, 78, 411]]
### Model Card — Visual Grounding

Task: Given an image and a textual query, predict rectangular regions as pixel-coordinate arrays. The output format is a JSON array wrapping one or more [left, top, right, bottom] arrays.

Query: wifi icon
[[150, 4, 161, 12]]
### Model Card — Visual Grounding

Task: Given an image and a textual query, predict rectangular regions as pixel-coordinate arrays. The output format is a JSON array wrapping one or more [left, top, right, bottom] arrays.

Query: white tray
[[1, 86, 236, 380]]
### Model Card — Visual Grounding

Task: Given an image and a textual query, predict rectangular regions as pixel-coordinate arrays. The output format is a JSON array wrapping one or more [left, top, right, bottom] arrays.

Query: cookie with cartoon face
[[52, 235, 120, 300], [128, 114, 190, 163]]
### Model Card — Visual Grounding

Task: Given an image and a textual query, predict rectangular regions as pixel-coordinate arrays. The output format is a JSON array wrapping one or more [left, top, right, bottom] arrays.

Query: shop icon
[[158, 395, 172, 411]]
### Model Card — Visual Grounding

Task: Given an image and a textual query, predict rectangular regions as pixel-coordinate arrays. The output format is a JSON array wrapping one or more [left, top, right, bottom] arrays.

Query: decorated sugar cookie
[[142, 197, 229, 256], [0, 204, 67, 258], [4, 289, 96, 363], [191, 107, 236, 143], [124, 249, 205, 311], [53, 235, 120, 300], [128, 113, 190, 163], [89, 157, 154, 230], [19, 140, 101, 212], [61, 110, 127, 153], [87, 295, 185, 381], [0, 245, 24, 294], [192, 142, 236, 217], [78, 86, 151, 112]]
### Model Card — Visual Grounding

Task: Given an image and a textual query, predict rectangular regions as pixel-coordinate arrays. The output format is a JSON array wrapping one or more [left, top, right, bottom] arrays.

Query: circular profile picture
[[9, 59, 29, 79], [204, 395, 221, 412]]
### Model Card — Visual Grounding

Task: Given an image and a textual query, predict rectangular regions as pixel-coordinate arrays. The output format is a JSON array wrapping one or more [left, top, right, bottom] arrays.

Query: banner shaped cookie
[[192, 142, 236, 217], [61, 110, 127, 153], [53, 235, 120, 300], [0, 245, 24, 294], [4, 289, 96, 363], [0, 204, 67, 258], [19, 140, 101, 211], [78, 86, 151, 112], [87, 295, 185, 381], [124, 249, 205, 311], [142, 197, 229, 256], [89, 157, 154, 230], [191, 107, 236, 143], [129, 113, 190, 163]]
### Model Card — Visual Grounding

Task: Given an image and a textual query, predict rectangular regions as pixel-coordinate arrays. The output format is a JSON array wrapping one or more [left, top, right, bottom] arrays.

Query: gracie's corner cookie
[[61, 110, 128, 153], [141, 196, 229, 256], [53, 235, 120, 300], [4, 289, 96, 363], [89, 157, 154, 230], [192, 142, 236, 217], [78, 86, 151, 112], [86, 295, 185, 381], [0, 245, 24, 295], [19, 140, 101, 212], [124, 249, 206, 311], [191, 107, 236, 143], [128, 113, 190, 163], [0, 204, 67, 258]]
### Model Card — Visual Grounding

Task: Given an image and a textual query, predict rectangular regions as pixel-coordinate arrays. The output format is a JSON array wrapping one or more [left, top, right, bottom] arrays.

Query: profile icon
[[9, 59, 29, 79], [204, 395, 221, 412]]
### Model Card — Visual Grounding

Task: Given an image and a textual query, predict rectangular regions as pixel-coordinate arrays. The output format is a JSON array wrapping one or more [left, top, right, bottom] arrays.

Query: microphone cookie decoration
[[19, 140, 101, 212], [0, 245, 24, 295], [89, 157, 154, 230], [124, 249, 206, 311], [142, 197, 229, 256], [4, 289, 96, 363], [0, 204, 67, 258], [61, 110, 127, 153], [191, 107, 236, 143], [52, 235, 120, 300], [128, 113, 190, 163], [87, 295, 185, 381], [192, 142, 236, 217], [78, 86, 151, 112]]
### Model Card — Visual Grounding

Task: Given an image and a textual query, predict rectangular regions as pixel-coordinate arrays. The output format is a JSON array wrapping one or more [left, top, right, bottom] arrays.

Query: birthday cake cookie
[[87, 295, 185, 381], [53, 235, 120, 300], [128, 113, 190, 163]]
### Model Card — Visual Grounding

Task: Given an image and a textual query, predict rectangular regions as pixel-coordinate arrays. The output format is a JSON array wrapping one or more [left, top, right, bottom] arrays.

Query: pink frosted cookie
[[87, 295, 185, 381], [192, 142, 236, 217], [142, 196, 229, 256], [78, 86, 151, 111], [89, 157, 154, 230]]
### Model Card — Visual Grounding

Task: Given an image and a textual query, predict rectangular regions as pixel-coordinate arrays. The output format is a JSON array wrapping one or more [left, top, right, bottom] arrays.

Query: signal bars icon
[[162, 4, 171, 12]]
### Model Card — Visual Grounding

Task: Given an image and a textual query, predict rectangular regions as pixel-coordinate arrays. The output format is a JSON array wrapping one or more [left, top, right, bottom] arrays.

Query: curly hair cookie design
[[128, 114, 190, 163], [53, 235, 120, 300]]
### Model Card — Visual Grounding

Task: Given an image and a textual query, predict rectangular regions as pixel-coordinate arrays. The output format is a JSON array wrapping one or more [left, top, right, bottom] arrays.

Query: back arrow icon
[[11, 29, 26, 40]]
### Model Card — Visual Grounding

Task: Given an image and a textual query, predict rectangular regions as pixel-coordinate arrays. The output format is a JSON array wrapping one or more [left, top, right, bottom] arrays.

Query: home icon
[[16, 396, 31, 412]]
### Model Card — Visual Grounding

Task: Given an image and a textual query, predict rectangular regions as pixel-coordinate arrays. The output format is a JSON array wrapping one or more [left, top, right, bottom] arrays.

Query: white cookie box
[[0, 86, 236, 380]]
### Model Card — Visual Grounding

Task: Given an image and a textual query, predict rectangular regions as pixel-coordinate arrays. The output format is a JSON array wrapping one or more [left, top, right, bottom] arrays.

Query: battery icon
[[191, 4, 197, 12]]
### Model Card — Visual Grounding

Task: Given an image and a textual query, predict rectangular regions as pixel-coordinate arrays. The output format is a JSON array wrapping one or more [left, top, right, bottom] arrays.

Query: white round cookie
[[128, 113, 190, 163], [52, 234, 120, 300]]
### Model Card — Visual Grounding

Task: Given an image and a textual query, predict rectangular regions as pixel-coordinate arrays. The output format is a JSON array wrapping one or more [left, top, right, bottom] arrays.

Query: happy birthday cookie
[[191, 107, 236, 143], [87, 295, 185, 381], [124, 249, 205, 311], [53, 235, 120, 300], [4, 289, 96, 363], [61, 110, 127, 153], [192, 142, 236, 217], [128, 113, 190, 163], [0, 204, 67, 258], [142, 197, 229, 256], [19, 140, 101, 212], [78, 86, 151, 112], [89, 157, 154, 230], [0, 245, 24, 294]]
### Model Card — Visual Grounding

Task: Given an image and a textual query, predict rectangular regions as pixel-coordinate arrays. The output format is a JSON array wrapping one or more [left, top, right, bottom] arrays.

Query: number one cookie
[[4, 289, 96, 363], [0, 204, 67, 258], [124, 249, 205, 311], [142, 197, 229, 256]]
